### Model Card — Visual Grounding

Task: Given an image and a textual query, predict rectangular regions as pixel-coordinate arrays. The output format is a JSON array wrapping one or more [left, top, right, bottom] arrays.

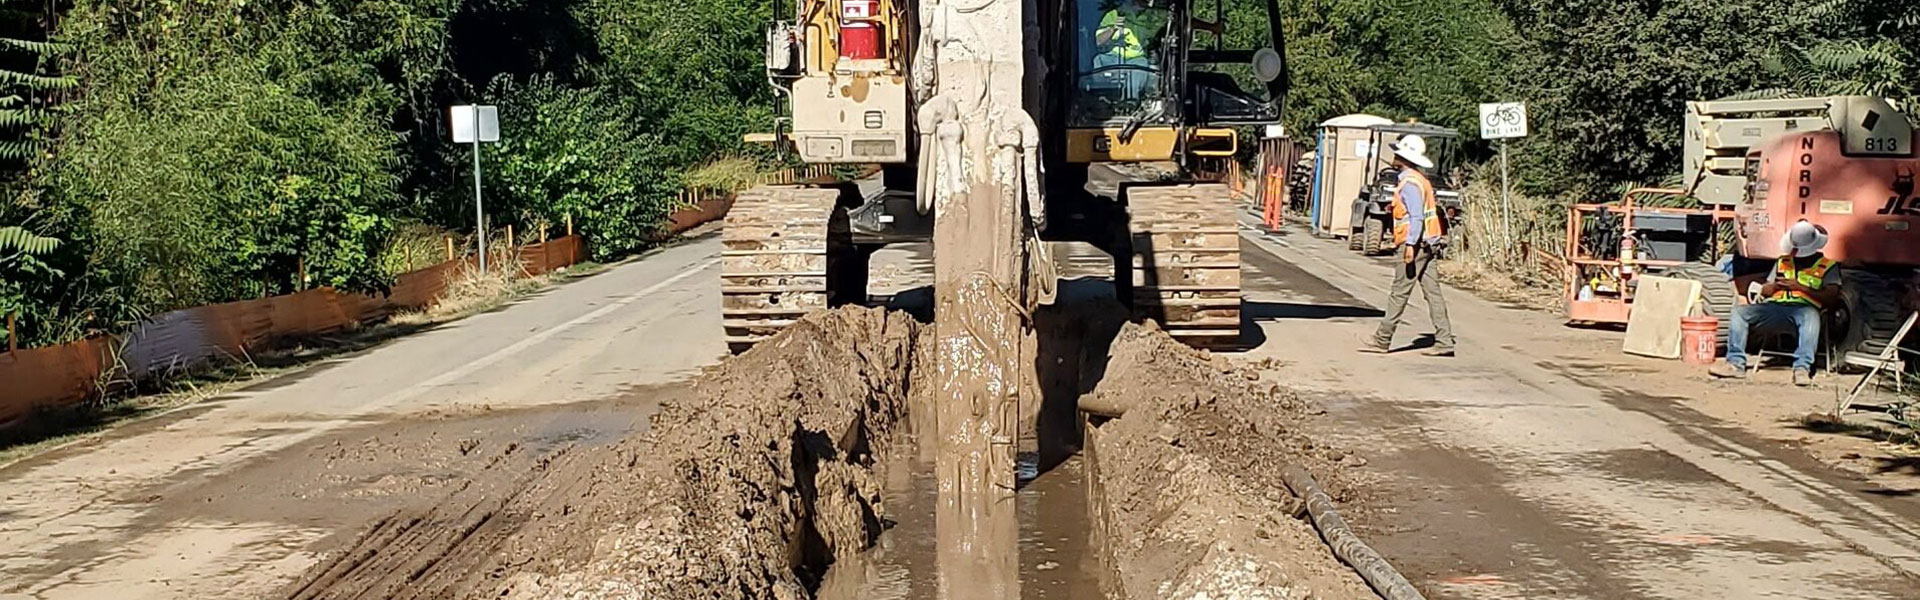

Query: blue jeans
[[1728, 303, 1821, 371]]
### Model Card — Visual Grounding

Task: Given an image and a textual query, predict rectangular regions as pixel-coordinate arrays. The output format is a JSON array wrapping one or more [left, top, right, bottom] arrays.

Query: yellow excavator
[[727, 1, 1286, 595], [725, 0, 1288, 352]]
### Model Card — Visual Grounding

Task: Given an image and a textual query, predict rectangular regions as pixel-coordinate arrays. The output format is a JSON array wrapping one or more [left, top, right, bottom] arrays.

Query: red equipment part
[[1742, 130, 1920, 265], [839, 0, 882, 60], [1562, 188, 1736, 325]]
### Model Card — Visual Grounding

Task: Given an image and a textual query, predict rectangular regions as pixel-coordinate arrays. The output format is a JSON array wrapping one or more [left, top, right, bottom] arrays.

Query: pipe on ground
[[1077, 395, 1128, 419], [1281, 464, 1427, 600]]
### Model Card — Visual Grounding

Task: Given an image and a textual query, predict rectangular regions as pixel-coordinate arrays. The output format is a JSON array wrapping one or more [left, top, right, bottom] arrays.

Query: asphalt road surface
[[1, 220, 1916, 599]]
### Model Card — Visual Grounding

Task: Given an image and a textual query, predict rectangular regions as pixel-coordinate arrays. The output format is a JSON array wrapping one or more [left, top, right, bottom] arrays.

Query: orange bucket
[[1680, 315, 1719, 365]]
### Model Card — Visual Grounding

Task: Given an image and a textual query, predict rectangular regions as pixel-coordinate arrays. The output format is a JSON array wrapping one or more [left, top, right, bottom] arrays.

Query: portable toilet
[[1310, 113, 1394, 238]]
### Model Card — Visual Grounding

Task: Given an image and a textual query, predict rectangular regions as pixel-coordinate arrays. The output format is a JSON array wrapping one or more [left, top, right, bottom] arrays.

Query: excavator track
[[721, 186, 847, 353], [1127, 183, 1243, 349]]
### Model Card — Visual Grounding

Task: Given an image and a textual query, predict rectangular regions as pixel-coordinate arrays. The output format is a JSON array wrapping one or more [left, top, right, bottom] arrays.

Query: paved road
[[3, 214, 1918, 600], [1234, 220, 1920, 599], [0, 239, 728, 600]]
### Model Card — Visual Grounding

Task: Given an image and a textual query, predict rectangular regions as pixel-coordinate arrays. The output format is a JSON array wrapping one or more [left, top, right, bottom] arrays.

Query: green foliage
[[579, 0, 775, 166], [1270, 0, 1829, 200], [19, 0, 424, 334], [0, 224, 56, 255], [480, 76, 683, 259], [1772, 1, 1920, 100]]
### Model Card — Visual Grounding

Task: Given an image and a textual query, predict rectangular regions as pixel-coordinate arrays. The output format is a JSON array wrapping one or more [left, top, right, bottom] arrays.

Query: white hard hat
[[1779, 220, 1829, 258], [1392, 134, 1434, 169]]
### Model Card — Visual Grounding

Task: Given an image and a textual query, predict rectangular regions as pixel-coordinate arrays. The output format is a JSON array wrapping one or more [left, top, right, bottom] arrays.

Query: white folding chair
[[1842, 312, 1918, 411]]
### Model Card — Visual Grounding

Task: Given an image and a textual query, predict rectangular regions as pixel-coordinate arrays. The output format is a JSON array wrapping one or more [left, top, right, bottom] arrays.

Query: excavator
[[723, 0, 1287, 352], [723, 1, 1285, 595]]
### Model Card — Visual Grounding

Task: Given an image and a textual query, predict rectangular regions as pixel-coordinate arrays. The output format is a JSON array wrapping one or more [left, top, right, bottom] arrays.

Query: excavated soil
[[1084, 321, 1380, 600], [283, 304, 1378, 600], [284, 307, 923, 600]]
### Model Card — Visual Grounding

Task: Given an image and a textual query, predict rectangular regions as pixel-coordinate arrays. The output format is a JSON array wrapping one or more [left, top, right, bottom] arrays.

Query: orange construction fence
[[0, 235, 587, 427], [0, 165, 852, 428]]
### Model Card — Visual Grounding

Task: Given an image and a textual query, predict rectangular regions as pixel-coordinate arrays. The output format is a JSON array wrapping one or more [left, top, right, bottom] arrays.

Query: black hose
[[1281, 464, 1426, 600]]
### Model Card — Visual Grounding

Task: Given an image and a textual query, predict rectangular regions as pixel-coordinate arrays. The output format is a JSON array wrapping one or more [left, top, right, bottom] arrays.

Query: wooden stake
[[566, 214, 574, 237], [446, 236, 455, 261], [7, 312, 16, 355], [296, 257, 306, 291], [506, 224, 515, 248]]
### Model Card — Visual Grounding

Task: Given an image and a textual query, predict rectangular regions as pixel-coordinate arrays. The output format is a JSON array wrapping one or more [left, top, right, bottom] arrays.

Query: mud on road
[[280, 305, 1381, 599], [286, 307, 921, 599], [1084, 321, 1376, 599]]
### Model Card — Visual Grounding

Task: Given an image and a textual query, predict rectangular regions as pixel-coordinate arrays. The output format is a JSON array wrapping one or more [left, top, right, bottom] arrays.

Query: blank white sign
[[451, 105, 500, 143]]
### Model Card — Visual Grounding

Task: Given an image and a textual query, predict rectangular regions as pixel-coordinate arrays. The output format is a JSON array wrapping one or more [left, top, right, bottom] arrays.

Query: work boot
[[1357, 341, 1390, 354], [1422, 346, 1455, 357], [1708, 362, 1748, 379], [1793, 369, 1812, 387]]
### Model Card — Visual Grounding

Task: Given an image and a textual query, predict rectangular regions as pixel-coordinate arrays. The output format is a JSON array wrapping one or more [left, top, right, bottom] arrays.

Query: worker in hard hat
[[1710, 220, 1842, 386], [1359, 134, 1456, 357], [1093, 0, 1164, 97]]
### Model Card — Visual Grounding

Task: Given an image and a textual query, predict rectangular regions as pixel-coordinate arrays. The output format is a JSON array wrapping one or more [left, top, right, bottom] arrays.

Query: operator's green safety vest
[[1100, 11, 1146, 61], [1768, 256, 1837, 308]]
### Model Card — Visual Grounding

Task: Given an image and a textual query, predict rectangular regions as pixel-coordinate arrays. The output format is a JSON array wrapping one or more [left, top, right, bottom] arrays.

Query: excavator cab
[[1059, 0, 1285, 162]]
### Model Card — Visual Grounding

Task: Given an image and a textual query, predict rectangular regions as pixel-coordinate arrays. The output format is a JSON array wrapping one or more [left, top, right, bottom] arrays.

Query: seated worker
[[1092, 0, 1165, 97], [1710, 220, 1841, 386]]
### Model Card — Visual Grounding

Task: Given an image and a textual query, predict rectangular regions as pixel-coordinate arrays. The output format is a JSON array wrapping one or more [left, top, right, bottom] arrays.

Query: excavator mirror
[[1252, 48, 1283, 83]]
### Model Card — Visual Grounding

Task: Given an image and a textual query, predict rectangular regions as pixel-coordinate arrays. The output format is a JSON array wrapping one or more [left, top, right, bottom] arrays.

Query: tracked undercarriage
[[719, 186, 848, 353], [1126, 184, 1242, 349], [721, 178, 1245, 353]]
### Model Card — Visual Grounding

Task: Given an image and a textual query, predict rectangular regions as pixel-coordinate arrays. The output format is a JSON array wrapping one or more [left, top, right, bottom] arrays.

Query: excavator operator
[[1093, 0, 1165, 98]]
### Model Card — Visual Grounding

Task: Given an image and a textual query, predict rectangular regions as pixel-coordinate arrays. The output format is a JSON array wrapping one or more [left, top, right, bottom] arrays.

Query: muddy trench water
[[816, 445, 1107, 599], [815, 270, 1124, 599]]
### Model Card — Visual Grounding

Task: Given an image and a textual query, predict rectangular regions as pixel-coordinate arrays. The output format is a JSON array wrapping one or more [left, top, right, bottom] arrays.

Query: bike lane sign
[[1479, 102, 1528, 140]]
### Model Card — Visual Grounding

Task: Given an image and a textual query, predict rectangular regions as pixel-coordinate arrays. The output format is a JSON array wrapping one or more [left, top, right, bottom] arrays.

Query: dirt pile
[[284, 306, 923, 600], [1084, 321, 1379, 599]]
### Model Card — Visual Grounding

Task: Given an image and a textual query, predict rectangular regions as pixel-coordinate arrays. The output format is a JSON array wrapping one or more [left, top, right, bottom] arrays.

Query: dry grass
[[684, 156, 778, 192], [1435, 164, 1567, 311], [392, 247, 550, 324], [383, 222, 460, 275]]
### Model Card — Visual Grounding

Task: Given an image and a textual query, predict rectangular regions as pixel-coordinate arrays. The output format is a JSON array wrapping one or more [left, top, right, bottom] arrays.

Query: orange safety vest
[[1768, 256, 1836, 307], [1392, 169, 1444, 246]]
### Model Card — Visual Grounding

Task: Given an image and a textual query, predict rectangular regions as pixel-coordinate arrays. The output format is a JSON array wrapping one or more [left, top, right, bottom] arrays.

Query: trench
[[814, 446, 1107, 599], [815, 271, 1121, 599], [281, 269, 1382, 599]]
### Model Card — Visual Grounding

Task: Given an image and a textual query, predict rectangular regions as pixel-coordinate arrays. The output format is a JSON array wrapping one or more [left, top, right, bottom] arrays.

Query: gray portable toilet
[[1310, 113, 1393, 238]]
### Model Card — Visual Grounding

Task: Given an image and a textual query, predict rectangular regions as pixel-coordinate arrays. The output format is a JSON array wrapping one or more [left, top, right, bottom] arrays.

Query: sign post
[[1478, 102, 1528, 253], [451, 105, 501, 271]]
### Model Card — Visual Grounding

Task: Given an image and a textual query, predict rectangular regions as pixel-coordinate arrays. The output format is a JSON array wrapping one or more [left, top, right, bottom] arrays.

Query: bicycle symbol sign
[[1479, 102, 1528, 140]]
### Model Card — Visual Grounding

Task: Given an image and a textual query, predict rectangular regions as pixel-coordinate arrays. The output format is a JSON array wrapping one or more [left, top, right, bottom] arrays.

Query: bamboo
[[506, 224, 515, 248], [566, 214, 574, 237], [446, 236, 455, 261], [7, 312, 15, 355]]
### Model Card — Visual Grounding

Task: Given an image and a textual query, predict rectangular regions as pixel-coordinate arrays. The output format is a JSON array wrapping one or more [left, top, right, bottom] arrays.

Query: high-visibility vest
[[1100, 12, 1146, 60], [1768, 256, 1837, 307], [1392, 169, 1443, 246]]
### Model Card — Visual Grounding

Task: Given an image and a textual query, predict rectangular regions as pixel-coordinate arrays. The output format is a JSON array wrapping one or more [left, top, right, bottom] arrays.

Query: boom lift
[[1567, 96, 1920, 364]]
